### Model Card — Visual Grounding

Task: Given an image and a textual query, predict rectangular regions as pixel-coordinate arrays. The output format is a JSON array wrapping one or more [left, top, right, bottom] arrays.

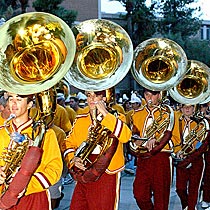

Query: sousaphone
[[0, 12, 76, 94], [64, 19, 133, 91], [169, 60, 210, 105], [128, 38, 188, 156], [131, 38, 188, 91], [0, 12, 76, 204]]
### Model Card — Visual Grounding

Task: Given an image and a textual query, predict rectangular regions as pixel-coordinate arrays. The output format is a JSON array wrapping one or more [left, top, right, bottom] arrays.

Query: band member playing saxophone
[[172, 104, 210, 210], [130, 88, 177, 210], [62, 90, 132, 210], [0, 92, 62, 210]]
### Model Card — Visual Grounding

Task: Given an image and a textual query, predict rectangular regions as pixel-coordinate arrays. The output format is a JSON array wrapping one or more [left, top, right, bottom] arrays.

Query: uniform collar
[[12, 118, 33, 133]]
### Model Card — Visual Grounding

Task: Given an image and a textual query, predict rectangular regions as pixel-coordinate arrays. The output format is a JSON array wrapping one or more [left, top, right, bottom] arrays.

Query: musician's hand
[[133, 140, 144, 147], [145, 138, 156, 152], [0, 165, 6, 184], [176, 151, 185, 160], [72, 157, 86, 171], [96, 101, 108, 117]]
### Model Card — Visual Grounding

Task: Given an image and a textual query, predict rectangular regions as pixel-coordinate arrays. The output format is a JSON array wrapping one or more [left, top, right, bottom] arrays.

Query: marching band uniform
[[65, 106, 77, 125], [199, 104, 210, 208], [54, 104, 72, 134], [132, 105, 176, 210], [171, 105, 209, 210], [63, 108, 131, 210], [201, 145, 210, 208], [49, 124, 67, 209], [0, 118, 63, 209]]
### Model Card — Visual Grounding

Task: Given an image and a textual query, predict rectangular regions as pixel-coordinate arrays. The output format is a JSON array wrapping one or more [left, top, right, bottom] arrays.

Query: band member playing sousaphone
[[171, 104, 210, 210], [62, 90, 132, 210], [0, 92, 62, 210], [130, 88, 177, 210], [0, 10, 76, 210]]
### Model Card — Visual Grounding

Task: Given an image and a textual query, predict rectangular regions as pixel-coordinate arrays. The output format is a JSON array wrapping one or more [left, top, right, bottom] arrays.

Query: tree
[[0, 0, 16, 20], [1, 0, 28, 16], [155, 0, 202, 41], [114, 0, 157, 47], [32, 0, 77, 27], [185, 39, 210, 66]]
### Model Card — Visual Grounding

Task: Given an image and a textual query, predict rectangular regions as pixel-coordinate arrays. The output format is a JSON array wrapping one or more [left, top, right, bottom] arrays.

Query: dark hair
[[143, 88, 160, 95], [70, 96, 79, 102], [0, 96, 7, 107], [200, 103, 208, 108], [122, 99, 130, 110], [18, 94, 34, 103], [94, 90, 106, 97]]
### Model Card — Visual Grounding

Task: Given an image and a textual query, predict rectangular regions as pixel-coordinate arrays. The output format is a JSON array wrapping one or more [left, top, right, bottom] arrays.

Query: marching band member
[[62, 90, 132, 210], [130, 88, 176, 210], [0, 93, 63, 210], [0, 96, 10, 125], [198, 103, 210, 209], [172, 104, 210, 210]]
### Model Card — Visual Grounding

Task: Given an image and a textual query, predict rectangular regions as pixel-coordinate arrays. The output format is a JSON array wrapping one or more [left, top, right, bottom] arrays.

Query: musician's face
[[7, 93, 32, 118], [181, 105, 194, 117], [144, 91, 161, 107], [86, 92, 104, 110]]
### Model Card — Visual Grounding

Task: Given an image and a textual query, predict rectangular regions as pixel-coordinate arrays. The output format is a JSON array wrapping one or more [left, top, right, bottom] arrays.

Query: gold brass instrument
[[1, 131, 29, 193], [0, 12, 76, 194], [0, 12, 76, 95], [1, 114, 30, 192], [169, 60, 210, 105], [70, 115, 113, 168], [66, 19, 133, 169], [128, 38, 186, 155], [179, 116, 208, 157], [65, 19, 133, 91], [172, 112, 210, 162], [131, 38, 188, 91], [129, 103, 174, 155]]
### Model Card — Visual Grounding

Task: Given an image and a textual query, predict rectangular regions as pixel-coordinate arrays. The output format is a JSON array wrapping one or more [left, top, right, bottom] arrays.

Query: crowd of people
[[0, 87, 209, 210]]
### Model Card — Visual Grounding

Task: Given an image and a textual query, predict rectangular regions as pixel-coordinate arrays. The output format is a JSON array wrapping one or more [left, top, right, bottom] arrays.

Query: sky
[[101, 0, 210, 20]]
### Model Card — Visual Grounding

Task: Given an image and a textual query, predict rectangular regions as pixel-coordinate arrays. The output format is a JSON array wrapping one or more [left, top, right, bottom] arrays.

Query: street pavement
[[55, 169, 204, 210]]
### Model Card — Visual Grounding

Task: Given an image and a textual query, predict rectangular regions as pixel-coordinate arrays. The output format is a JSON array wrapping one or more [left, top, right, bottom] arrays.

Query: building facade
[[200, 20, 210, 40], [27, 0, 101, 22]]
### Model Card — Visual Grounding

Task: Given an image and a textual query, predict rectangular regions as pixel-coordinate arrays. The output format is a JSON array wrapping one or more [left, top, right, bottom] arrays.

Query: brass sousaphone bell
[[0, 12, 76, 94], [65, 19, 133, 91], [169, 60, 210, 105], [131, 38, 188, 91]]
